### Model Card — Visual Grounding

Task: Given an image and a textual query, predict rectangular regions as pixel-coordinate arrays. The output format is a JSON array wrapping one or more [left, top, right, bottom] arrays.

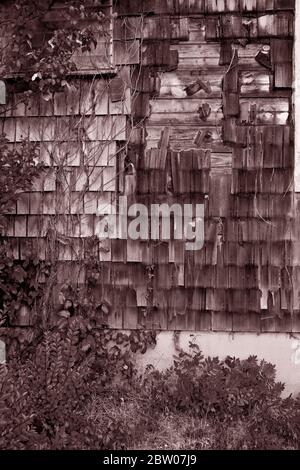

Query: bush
[[0, 317, 156, 450], [0, 333, 300, 450], [141, 343, 299, 450]]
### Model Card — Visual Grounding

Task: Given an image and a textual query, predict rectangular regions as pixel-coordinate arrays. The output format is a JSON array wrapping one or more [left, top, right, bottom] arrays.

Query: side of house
[[0, 1, 297, 340]]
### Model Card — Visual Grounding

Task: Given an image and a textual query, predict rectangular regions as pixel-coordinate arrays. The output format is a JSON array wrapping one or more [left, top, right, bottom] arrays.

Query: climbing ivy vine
[[1, 0, 109, 96]]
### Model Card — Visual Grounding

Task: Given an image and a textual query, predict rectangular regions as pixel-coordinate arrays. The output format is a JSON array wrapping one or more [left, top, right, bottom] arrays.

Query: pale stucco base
[[138, 332, 300, 397]]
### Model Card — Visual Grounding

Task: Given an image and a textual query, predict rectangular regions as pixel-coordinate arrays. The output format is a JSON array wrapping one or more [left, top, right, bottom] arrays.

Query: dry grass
[[133, 413, 214, 450], [84, 390, 217, 450], [84, 391, 299, 450]]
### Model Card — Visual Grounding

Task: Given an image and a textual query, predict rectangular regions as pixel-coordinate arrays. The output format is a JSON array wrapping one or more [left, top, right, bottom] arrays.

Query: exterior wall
[[139, 330, 300, 397], [0, 0, 298, 333]]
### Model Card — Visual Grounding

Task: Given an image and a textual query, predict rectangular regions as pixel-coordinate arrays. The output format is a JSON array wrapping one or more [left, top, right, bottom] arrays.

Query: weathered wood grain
[[271, 38, 293, 88], [114, 40, 140, 65]]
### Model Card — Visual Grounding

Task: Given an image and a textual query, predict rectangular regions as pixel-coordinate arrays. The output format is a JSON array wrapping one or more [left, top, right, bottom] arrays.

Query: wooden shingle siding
[[0, 1, 297, 331]]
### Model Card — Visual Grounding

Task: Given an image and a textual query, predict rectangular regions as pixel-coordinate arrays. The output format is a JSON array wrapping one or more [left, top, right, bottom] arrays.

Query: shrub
[[0, 317, 156, 450], [142, 343, 299, 450]]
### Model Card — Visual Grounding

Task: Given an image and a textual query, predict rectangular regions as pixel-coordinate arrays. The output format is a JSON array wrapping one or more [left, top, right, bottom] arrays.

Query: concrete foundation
[[138, 331, 300, 397]]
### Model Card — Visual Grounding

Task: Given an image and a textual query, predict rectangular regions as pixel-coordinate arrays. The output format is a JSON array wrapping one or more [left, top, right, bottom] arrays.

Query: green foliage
[[0, 135, 43, 230], [1, 331, 300, 450], [142, 343, 299, 450], [0, 242, 51, 327], [0, 317, 156, 450], [0, 133, 45, 327], [2, 0, 110, 97]]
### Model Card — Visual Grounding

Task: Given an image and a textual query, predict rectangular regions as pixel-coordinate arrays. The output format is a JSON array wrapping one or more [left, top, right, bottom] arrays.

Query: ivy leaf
[[31, 72, 42, 81], [12, 265, 27, 283]]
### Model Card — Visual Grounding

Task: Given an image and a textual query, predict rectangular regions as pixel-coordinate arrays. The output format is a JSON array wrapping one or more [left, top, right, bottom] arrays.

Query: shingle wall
[[0, 0, 297, 331]]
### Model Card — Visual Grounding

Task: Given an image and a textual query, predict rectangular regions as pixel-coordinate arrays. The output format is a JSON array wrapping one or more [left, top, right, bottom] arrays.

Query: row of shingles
[[209, 11, 294, 90], [2, 79, 128, 264], [140, 18, 213, 329], [108, 17, 143, 322], [141, 11, 213, 331], [161, 9, 295, 331], [110, 2, 296, 330], [110, 7, 155, 328], [2, 89, 56, 263], [83, 17, 162, 328], [47, 73, 128, 320], [217, 8, 295, 330], [227, 104, 294, 328], [113, 6, 294, 330], [116, 0, 295, 15], [2, 68, 136, 327], [128, 12, 241, 330], [146, 12, 291, 152], [148, 16, 225, 155], [130, 16, 178, 330], [162, 6, 295, 331], [180, 13, 235, 332], [88, 13, 188, 327], [114, 8, 197, 329], [149, 147, 210, 330]]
